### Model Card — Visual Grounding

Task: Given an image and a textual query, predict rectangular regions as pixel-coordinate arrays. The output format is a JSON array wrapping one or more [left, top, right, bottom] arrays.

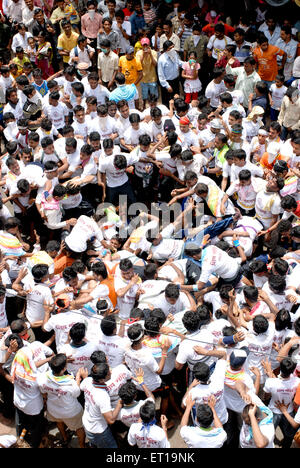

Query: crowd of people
[[0, 0, 300, 450]]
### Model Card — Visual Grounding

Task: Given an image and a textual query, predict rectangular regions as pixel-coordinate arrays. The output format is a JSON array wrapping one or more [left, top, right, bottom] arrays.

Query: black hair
[[118, 381, 137, 405], [253, 314, 269, 335], [196, 405, 213, 428], [243, 286, 258, 303], [280, 357, 296, 378], [193, 361, 210, 383], [90, 362, 109, 382], [100, 316, 116, 336], [275, 309, 291, 332], [268, 274, 286, 294], [31, 264, 49, 282], [140, 400, 156, 423], [90, 350, 107, 364], [49, 353, 67, 375], [144, 316, 160, 337], [165, 283, 180, 299], [182, 310, 200, 333], [70, 322, 86, 344]]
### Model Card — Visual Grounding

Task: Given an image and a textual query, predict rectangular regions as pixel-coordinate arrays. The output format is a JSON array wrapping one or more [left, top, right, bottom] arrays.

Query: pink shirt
[[81, 12, 103, 39]]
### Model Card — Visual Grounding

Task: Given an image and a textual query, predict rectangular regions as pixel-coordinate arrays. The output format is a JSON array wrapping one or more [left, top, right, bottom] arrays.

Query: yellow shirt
[[118, 55, 142, 85], [136, 49, 157, 83], [12, 56, 30, 75], [57, 31, 79, 63]]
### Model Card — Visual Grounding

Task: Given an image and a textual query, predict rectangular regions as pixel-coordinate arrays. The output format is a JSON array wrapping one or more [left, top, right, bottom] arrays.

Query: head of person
[[127, 323, 144, 345], [257, 33, 269, 52], [243, 56, 256, 75], [90, 362, 111, 383], [100, 315, 117, 336], [238, 168, 252, 186], [164, 283, 180, 305], [70, 322, 86, 345], [118, 381, 138, 405], [242, 404, 265, 426], [214, 22, 225, 40], [182, 310, 200, 334], [31, 263, 49, 283], [119, 258, 135, 281]]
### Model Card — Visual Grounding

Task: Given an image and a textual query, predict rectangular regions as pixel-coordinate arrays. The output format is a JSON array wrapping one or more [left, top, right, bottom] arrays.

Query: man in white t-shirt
[[128, 400, 170, 448], [97, 315, 129, 368], [152, 283, 195, 318], [64, 214, 105, 254], [37, 353, 85, 448], [239, 403, 275, 448], [80, 362, 122, 448], [114, 258, 142, 320], [263, 357, 299, 448], [180, 393, 227, 448], [255, 177, 284, 230], [182, 355, 228, 425]]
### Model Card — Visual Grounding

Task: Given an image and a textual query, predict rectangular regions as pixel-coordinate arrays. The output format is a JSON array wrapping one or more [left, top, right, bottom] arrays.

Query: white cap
[[210, 10, 217, 17], [210, 118, 223, 129]]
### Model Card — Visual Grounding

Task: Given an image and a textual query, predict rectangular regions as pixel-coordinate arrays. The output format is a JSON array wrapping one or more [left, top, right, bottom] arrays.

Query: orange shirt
[[102, 275, 117, 308], [294, 383, 300, 406], [253, 45, 284, 82], [118, 56, 142, 84], [54, 253, 74, 275]]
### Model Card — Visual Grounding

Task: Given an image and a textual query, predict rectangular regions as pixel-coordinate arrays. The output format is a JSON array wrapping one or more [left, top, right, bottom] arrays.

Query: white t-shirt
[[199, 245, 240, 284], [65, 215, 104, 253], [60, 341, 100, 376], [43, 102, 69, 129], [97, 332, 129, 368], [114, 275, 140, 320], [98, 152, 139, 188], [205, 79, 227, 107], [184, 359, 228, 424], [244, 321, 276, 383], [176, 329, 215, 371], [11, 347, 44, 415], [128, 422, 170, 448], [124, 345, 161, 391], [269, 83, 287, 111], [43, 310, 85, 352], [37, 371, 82, 419], [138, 279, 170, 309], [180, 425, 227, 448], [255, 188, 281, 229], [106, 364, 132, 407], [152, 292, 191, 317], [24, 282, 54, 324], [0, 298, 8, 329], [80, 377, 112, 434], [263, 375, 300, 414], [117, 397, 155, 427], [207, 35, 233, 60]]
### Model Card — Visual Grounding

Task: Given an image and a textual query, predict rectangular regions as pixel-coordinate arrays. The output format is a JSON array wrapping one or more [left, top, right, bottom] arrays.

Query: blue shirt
[[157, 52, 183, 88], [129, 12, 146, 36]]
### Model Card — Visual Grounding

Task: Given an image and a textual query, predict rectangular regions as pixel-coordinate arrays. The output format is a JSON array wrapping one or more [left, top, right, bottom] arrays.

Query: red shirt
[[202, 23, 235, 37]]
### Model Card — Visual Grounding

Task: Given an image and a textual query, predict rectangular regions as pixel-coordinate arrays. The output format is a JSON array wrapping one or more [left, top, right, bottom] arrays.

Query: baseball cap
[[163, 119, 176, 132], [230, 347, 249, 369], [126, 46, 134, 54], [141, 37, 150, 46]]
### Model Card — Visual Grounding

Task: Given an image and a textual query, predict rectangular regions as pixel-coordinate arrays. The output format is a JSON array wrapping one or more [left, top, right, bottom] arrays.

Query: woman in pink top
[[181, 52, 201, 104]]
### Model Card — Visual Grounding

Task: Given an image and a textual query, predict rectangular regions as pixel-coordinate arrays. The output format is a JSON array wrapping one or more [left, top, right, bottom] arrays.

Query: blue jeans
[[141, 82, 158, 100], [85, 426, 118, 448], [184, 216, 234, 250]]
